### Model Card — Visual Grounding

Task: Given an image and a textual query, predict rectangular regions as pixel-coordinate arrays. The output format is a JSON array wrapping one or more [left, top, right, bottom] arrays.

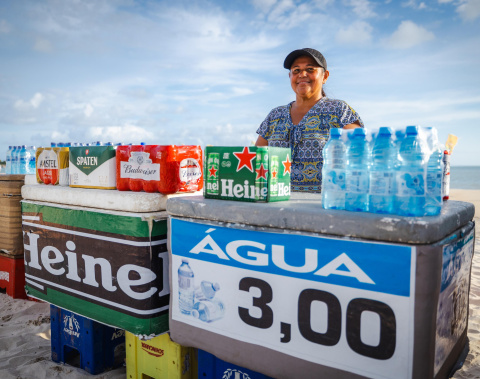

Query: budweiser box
[[69, 146, 116, 189], [116, 144, 203, 194], [21, 200, 169, 336], [204, 146, 291, 202]]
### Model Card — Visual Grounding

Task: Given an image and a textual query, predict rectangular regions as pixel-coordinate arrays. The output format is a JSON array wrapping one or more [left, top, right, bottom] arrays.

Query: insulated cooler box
[[0, 174, 25, 255], [21, 184, 200, 336], [166, 193, 475, 379]]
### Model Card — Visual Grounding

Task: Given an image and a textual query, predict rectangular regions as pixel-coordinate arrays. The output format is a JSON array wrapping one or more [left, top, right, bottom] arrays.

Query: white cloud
[[386, 20, 435, 49], [346, 0, 377, 18], [88, 125, 154, 144], [14, 93, 45, 110], [402, 0, 428, 9], [0, 19, 11, 33], [84, 104, 94, 117], [456, 0, 480, 21], [34, 37, 53, 52], [336, 21, 373, 45], [251, 0, 277, 13], [438, 0, 454, 3]]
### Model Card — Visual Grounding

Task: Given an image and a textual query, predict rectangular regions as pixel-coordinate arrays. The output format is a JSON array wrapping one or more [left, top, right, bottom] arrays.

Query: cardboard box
[[0, 175, 24, 255], [204, 146, 291, 202], [69, 146, 116, 189]]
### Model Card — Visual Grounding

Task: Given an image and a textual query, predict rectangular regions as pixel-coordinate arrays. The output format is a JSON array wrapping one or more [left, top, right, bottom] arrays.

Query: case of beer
[[36, 147, 69, 186], [204, 146, 291, 202], [116, 145, 203, 194], [69, 146, 116, 189]]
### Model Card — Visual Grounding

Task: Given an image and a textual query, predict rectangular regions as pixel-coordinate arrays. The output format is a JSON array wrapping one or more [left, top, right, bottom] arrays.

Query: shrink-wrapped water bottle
[[18, 145, 28, 174], [192, 299, 225, 322], [345, 128, 370, 212], [5, 146, 13, 174], [11, 146, 19, 174], [395, 126, 427, 216], [425, 128, 443, 215], [322, 128, 346, 210], [195, 281, 220, 301], [26, 146, 36, 174], [369, 127, 396, 214], [178, 259, 195, 314]]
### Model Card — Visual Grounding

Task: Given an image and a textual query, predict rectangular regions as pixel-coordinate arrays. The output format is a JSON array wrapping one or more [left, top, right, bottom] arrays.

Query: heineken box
[[204, 146, 291, 202], [69, 146, 116, 189], [21, 200, 169, 336]]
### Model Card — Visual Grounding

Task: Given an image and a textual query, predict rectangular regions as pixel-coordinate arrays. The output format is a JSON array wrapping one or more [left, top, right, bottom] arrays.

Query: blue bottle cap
[[352, 128, 366, 137], [378, 127, 393, 136], [330, 128, 342, 137], [405, 125, 418, 135]]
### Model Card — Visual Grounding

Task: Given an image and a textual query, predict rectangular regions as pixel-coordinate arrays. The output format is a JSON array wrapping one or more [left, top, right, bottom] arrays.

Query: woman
[[256, 48, 363, 192]]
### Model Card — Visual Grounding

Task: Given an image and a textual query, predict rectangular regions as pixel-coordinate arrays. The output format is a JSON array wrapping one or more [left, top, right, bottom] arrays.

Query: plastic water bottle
[[345, 128, 370, 212], [192, 299, 225, 322], [5, 146, 13, 174], [26, 146, 36, 174], [369, 127, 396, 214], [19, 145, 29, 174], [178, 259, 195, 314], [322, 128, 346, 210], [395, 126, 428, 216], [10, 146, 18, 174], [195, 281, 220, 301], [425, 129, 443, 215]]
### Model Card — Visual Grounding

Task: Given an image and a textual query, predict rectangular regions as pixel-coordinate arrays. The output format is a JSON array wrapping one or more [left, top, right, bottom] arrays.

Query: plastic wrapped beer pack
[[36, 147, 69, 186], [116, 145, 203, 194]]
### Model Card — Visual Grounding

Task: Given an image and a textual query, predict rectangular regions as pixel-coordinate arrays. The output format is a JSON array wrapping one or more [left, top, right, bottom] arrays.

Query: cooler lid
[[166, 193, 475, 244]]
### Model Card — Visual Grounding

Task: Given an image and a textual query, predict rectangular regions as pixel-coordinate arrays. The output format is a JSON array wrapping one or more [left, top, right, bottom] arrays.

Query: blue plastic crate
[[50, 305, 125, 374], [198, 349, 272, 379]]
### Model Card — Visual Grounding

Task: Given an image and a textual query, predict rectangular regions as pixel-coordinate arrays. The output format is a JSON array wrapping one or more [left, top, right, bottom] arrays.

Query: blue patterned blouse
[[257, 97, 364, 192]]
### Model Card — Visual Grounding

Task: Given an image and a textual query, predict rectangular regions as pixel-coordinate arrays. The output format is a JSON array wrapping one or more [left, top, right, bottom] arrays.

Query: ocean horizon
[[450, 166, 480, 190]]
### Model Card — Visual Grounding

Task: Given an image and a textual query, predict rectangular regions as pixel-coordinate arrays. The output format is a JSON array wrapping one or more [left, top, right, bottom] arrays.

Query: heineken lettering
[[204, 146, 291, 202]]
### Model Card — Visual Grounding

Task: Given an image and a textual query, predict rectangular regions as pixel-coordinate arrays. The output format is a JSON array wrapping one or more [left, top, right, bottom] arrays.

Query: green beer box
[[69, 146, 116, 189], [204, 146, 291, 202], [21, 200, 169, 336]]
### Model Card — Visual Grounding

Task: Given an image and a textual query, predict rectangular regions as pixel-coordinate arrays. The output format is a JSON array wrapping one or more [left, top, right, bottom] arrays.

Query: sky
[[0, 0, 479, 166]]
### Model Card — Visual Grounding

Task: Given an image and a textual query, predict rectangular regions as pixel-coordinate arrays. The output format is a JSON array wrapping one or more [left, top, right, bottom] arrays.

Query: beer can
[[270, 155, 279, 197], [442, 150, 450, 200], [206, 152, 220, 195], [255, 148, 268, 201]]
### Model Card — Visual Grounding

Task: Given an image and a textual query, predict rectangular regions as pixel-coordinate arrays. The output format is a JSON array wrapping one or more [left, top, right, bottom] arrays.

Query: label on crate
[[170, 217, 416, 379], [69, 146, 116, 189], [179, 158, 202, 184], [120, 152, 160, 181], [396, 170, 425, 196]]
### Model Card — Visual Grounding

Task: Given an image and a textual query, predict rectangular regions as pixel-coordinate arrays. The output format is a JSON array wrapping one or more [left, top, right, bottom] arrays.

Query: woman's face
[[289, 55, 329, 99]]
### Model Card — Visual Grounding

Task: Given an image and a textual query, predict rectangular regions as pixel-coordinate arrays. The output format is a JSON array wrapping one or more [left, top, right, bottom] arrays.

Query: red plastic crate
[[0, 252, 27, 299]]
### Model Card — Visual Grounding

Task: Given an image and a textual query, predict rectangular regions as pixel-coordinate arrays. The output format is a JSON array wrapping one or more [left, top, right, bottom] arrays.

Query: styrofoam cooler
[[21, 181, 200, 336], [166, 193, 475, 379]]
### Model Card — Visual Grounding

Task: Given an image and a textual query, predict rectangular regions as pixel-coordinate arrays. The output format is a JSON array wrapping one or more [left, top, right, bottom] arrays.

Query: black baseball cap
[[283, 48, 327, 70]]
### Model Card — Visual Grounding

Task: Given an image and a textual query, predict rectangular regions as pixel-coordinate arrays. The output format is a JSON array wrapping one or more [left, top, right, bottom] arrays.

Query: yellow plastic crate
[[126, 332, 197, 379]]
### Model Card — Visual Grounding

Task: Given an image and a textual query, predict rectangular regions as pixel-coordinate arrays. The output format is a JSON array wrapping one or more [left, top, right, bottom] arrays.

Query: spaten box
[[69, 146, 116, 189], [204, 146, 291, 202]]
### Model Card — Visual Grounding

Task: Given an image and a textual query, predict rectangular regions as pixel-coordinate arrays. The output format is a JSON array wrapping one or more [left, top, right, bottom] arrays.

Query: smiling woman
[[255, 48, 364, 193]]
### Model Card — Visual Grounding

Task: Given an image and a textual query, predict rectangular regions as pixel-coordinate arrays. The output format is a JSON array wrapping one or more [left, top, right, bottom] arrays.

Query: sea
[[450, 166, 480, 190]]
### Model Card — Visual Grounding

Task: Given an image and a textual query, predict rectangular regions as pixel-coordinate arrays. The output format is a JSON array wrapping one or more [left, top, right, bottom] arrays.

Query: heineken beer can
[[206, 152, 220, 195], [270, 155, 279, 197], [255, 148, 268, 201]]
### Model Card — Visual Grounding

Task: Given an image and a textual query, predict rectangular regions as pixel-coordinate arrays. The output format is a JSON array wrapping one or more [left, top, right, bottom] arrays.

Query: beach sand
[[0, 191, 477, 378]]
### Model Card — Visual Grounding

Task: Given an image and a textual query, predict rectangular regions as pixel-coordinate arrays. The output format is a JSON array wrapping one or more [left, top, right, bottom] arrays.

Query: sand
[[0, 191, 478, 379]]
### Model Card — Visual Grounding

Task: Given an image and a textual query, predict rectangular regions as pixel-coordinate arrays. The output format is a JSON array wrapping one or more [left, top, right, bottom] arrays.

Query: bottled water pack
[[321, 125, 443, 217]]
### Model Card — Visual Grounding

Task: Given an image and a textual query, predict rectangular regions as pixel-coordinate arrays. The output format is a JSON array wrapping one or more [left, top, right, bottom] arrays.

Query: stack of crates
[[50, 305, 125, 375], [126, 331, 197, 378], [0, 174, 26, 298]]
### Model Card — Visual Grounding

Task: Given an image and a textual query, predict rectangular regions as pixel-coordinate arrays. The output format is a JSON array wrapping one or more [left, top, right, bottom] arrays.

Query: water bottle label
[[369, 171, 395, 195], [396, 171, 425, 196], [323, 169, 345, 191], [346, 170, 368, 193], [427, 171, 442, 195]]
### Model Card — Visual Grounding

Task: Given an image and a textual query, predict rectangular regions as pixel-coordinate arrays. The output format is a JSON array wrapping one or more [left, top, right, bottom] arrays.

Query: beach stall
[[166, 193, 475, 379]]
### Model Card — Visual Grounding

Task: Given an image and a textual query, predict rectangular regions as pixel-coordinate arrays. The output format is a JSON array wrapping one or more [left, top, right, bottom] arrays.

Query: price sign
[[170, 217, 416, 379]]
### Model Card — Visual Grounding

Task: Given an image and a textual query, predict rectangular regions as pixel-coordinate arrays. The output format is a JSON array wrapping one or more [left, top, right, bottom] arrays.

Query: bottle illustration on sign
[[222, 368, 252, 379], [178, 259, 195, 314], [177, 260, 225, 322]]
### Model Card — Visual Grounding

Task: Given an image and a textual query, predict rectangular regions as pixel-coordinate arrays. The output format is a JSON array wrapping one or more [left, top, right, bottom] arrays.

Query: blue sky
[[1, 0, 479, 166]]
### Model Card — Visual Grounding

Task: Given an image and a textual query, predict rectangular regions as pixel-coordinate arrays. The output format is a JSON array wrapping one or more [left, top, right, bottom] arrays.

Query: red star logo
[[255, 163, 268, 180], [282, 155, 291, 175], [272, 168, 278, 179], [208, 165, 218, 178], [233, 147, 256, 172]]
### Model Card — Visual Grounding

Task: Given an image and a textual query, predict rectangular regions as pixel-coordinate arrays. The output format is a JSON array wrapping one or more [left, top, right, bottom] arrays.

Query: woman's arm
[[255, 135, 268, 146], [343, 120, 362, 129]]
